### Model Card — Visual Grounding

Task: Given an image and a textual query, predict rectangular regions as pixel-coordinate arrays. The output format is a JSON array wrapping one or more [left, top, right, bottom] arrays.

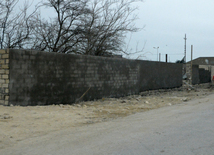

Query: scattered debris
[[0, 114, 13, 120], [182, 98, 189, 102], [75, 87, 91, 103], [0, 83, 213, 150], [183, 81, 196, 90], [144, 101, 149, 104]]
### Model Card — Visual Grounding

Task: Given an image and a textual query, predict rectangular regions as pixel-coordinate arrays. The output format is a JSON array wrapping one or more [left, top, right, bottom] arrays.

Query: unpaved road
[[1, 87, 214, 155], [0, 84, 214, 154]]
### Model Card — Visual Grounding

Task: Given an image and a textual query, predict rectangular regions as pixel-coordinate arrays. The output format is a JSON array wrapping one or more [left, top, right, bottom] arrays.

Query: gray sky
[[18, 0, 214, 62], [129, 0, 214, 62]]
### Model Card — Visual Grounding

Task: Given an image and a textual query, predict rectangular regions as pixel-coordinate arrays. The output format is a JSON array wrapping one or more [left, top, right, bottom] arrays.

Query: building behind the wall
[[187, 57, 214, 66], [186, 57, 214, 84]]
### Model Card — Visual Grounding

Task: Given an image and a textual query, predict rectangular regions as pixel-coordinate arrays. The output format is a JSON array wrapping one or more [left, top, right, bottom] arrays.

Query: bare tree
[[0, 0, 143, 56], [31, 0, 90, 53], [73, 0, 143, 56], [0, 0, 37, 49], [0, 0, 18, 48], [32, 0, 143, 56]]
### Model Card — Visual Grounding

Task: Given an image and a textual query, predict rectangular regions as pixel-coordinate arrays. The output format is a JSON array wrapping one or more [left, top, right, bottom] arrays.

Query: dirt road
[[0, 83, 213, 151]]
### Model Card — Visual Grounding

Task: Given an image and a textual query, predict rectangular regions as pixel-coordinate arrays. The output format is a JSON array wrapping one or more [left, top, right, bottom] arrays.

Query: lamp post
[[153, 47, 159, 61]]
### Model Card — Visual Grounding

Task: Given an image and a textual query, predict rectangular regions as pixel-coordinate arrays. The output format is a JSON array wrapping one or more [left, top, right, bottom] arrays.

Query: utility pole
[[190, 45, 193, 85], [184, 34, 187, 63], [184, 34, 187, 74]]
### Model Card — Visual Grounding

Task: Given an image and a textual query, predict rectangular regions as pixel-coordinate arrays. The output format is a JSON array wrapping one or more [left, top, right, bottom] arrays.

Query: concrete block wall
[[0, 49, 10, 105], [185, 64, 211, 85], [138, 61, 182, 91], [3, 49, 182, 106], [199, 65, 212, 83], [191, 65, 200, 85], [199, 68, 211, 83], [9, 50, 141, 106]]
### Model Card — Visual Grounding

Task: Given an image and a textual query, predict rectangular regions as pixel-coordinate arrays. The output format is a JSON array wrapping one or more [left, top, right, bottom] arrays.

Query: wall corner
[[0, 49, 10, 106]]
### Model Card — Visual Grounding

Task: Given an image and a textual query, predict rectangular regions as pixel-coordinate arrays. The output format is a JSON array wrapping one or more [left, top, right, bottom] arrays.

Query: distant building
[[186, 57, 214, 84], [187, 57, 214, 65]]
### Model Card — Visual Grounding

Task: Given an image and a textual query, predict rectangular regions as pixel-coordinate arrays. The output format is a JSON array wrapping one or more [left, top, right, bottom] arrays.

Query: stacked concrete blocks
[[0, 49, 9, 105], [8, 49, 182, 106]]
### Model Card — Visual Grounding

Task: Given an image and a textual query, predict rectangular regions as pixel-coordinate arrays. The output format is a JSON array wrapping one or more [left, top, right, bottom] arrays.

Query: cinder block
[[4, 89, 9, 93], [6, 49, 9, 54], [30, 55, 36, 60], [5, 70, 9, 74], [0, 79, 5, 83], [4, 101, 9, 106], [2, 84, 8, 88], [0, 50, 6, 54], [31, 51, 38, 55], [2, 54, 9, 59], [13, 65, 21, 69], [2, 74, 8, 79], [23, 55, 29, 59], [0, 69, 5, 74], [21, 64, 28, 70], [5, 59, 9, 63], [5, 79, 9, 84], [0, 100, 4, 104], [5, 96, 9, 101], [0, 60, 4, 64], [2, 65, 9, 69]]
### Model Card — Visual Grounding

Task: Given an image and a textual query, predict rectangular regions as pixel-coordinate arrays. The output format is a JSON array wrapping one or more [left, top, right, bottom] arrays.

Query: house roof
[[187, 57, 214, 65]]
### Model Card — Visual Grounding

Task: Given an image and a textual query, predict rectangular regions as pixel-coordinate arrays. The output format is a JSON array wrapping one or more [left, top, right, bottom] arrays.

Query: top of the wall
[[9, 49, 177, 64], [8, 49, 180, 66]]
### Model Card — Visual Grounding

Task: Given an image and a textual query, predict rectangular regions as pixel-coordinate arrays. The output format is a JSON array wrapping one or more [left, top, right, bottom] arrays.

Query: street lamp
[[153, 47, 159, 61]]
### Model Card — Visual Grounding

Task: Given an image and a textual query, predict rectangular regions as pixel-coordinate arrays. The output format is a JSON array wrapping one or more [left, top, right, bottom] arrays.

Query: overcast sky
[[129, 0, 214, 62], [18, 0, 214, 62]]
